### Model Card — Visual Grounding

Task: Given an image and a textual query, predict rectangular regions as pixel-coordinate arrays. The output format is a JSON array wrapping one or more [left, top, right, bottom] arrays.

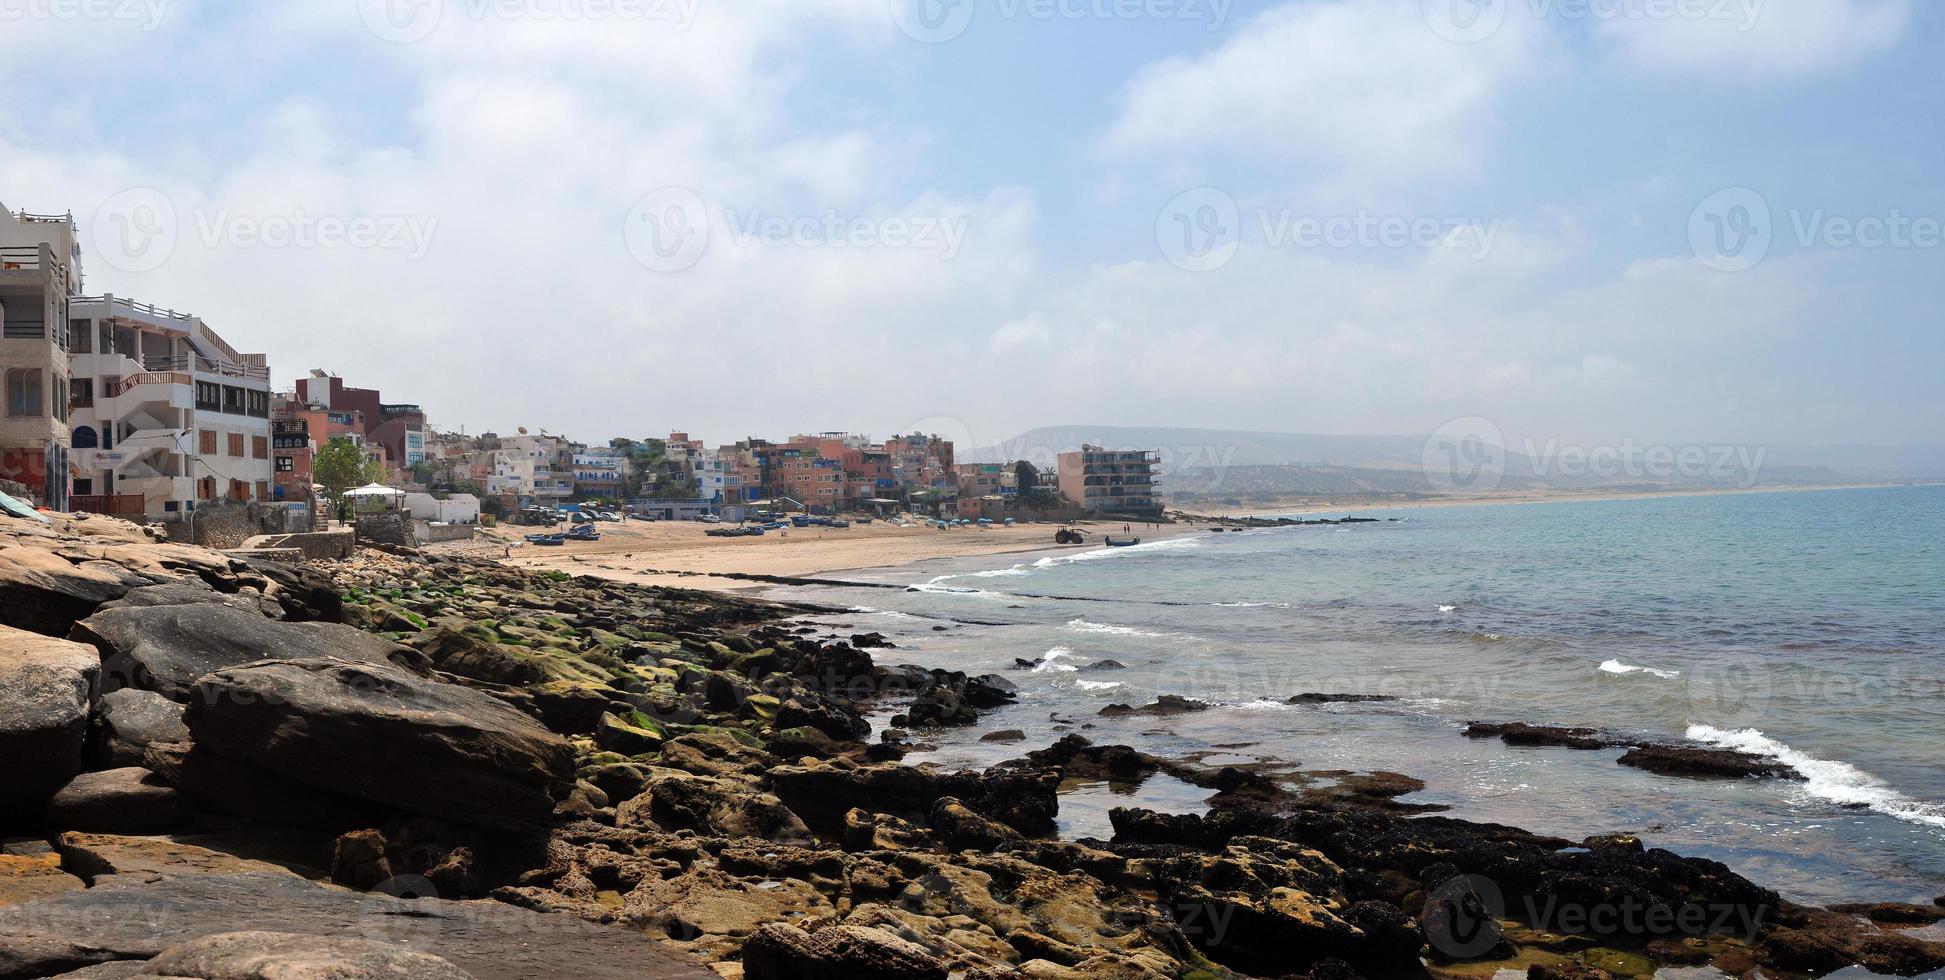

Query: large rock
[[52, 832, 301, 883], [89, 689, 190, 768], [741, 923, 947, 980], [0, 853, 83, 908], [0, 544, 137, 635], [183, 658, 574, 831], [0, 872, 716, 979], [72, 604, 424, 703], [45, 769, 189, 833], [0, 626, 100, 818], [102, 930, 474, 979], [95, 580, 282, 618], [143, 740, 389, 832]]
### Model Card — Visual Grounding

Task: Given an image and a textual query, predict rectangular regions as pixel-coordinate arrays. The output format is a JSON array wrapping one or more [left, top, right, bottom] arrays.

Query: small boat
[[528, 534, 567, 546], [1103, 536, 1141, 547], [790, 515, 811, 527], [829, 520, 850, 529]]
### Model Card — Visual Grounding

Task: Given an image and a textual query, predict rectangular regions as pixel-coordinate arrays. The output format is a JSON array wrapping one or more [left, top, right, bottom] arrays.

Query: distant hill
[[962, 425, 1944, 498]]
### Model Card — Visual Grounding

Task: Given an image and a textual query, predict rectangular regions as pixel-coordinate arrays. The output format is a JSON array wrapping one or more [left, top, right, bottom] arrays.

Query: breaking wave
[[1686, 725, 1945, 830]]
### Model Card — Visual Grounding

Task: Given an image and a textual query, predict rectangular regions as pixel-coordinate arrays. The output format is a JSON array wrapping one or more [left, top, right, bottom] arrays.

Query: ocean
[[765, 484, 1945, 907]]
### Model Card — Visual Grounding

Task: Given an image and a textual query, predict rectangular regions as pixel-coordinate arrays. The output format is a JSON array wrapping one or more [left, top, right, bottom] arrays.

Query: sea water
[[768, 485, 1945, 906]]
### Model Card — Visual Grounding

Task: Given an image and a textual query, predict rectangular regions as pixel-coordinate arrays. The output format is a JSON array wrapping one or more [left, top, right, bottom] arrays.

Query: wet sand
[[466, 517, 1194, 590]]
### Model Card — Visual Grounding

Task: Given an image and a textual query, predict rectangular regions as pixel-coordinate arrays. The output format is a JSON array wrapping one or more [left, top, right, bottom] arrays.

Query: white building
[[0, 201, 78, 509], [67, 295, 273, 518]]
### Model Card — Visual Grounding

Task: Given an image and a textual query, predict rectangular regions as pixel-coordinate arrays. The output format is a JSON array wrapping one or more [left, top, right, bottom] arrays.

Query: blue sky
[[2, 0, 1939, 450]]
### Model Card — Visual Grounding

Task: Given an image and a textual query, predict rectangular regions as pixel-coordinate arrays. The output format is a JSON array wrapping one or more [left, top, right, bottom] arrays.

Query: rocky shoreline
[[3, 509, 1944, 979]]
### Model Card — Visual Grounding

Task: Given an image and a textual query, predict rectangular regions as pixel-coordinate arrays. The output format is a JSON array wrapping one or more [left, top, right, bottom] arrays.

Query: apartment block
[[1056, 444, 1163, 518], [68, 296, 273, 516], [0, 202, 78, 509]]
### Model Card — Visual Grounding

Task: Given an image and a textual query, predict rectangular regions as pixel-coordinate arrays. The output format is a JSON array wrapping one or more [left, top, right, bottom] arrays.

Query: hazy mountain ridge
[[964, 425, 1945, 491]]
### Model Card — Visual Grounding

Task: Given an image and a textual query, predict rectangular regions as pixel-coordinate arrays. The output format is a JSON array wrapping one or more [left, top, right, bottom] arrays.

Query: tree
[[1014, 460, 1038, 494], [314, 437, 385, 510]]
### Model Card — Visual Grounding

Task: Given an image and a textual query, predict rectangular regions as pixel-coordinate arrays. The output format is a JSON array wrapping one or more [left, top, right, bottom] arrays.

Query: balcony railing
[[70, 494, 146, 516], [107, 371, 192, 398], [142, 353, 271, 382]]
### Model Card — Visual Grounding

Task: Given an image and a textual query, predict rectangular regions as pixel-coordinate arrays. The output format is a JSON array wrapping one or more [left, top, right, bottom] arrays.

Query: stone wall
[[354, 511, 414, 547], [417, 522, 476, 544]]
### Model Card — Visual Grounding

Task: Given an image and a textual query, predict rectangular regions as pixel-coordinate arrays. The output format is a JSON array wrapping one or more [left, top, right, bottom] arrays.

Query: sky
[[1, 0, 1940, 452]]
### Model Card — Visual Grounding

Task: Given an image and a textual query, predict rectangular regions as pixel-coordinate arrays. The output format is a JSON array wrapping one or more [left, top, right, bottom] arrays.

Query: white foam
[[1032, 645, 1079, 673], [1031, 536, 1203, 569], [1214, 601, 1291, 608], [1686, 725, 1945, 830], [1600, 659, 1681, 679], [1437, 604, 1458, 613], [1063, 618, 1165, 638], [1073, 679, 1123, 691]]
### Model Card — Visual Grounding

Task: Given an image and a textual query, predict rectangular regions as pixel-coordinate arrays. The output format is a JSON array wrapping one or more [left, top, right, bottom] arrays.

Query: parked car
[[698, 514, 723, 524]]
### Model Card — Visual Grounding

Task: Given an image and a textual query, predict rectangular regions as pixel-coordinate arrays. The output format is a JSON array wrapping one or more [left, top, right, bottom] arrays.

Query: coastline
[[473, 517, 1200, 592], [1179, 480, 1931, 520], [5, 508, 1942, 978]]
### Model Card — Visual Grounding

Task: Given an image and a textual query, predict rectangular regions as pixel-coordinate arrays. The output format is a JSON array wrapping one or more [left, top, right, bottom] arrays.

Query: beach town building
[[571, 446, 627, 499], [1057, 445, 1163, 518], [292, 370, 426, 479], [842, 447, 897, 511], [775, 448, 844, 513], [66, 295, 273, 518], [887, 433, 955, 490], [0, 202, 78, 509], [270, 394, 315, 505]]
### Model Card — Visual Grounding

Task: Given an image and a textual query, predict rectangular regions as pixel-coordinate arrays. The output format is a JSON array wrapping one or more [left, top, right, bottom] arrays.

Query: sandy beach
[[462, 517, 1191, 590]]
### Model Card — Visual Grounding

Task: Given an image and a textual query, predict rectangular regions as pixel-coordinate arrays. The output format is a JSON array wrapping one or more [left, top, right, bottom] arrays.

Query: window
[[252, 436, 268, 460], [228, 433, 244, 457], [5, 369, 42, 417], [68, 320, 91, 353], [222, 386, 246, 415], [247, 390, 269, 418], [255, 481, 270, 501], [195, 382, 221, 411], [71, 378, 93, 408], [275, 456, 294, 472], [199, 429, 217, 455]]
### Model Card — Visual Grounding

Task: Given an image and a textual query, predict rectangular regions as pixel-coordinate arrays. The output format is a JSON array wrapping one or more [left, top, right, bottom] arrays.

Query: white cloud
[[1100, 0, 1545, 179], [1600, 0, 1912, 80], [991, 312, 1052, 352]]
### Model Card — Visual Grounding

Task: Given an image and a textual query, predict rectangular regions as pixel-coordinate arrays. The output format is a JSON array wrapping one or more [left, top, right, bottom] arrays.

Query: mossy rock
[[669, 723, 764, 749], [595, 710, 666, 756], [743, 694, 780, 721], [1581, 947, 1655, 978]]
